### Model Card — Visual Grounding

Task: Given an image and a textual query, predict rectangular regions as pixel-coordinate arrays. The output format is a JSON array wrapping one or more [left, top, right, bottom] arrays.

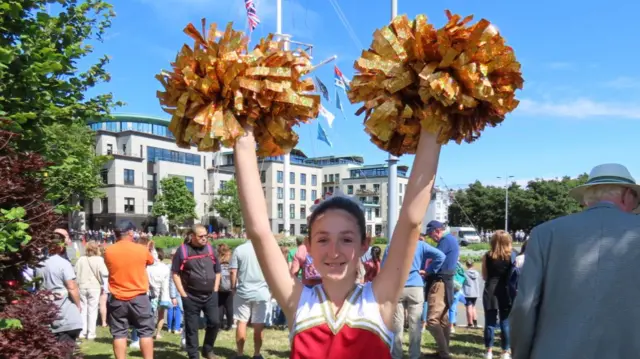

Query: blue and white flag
[[335, 88, 346, 120], [317, 122, 332, 147]]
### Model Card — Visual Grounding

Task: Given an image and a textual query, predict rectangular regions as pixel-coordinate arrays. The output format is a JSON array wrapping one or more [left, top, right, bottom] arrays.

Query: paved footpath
[[454, 277, 486, 328]]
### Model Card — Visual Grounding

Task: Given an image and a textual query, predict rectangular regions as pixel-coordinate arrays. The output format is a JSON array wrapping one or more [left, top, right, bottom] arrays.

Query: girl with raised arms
[[233, 126, 441, 359]]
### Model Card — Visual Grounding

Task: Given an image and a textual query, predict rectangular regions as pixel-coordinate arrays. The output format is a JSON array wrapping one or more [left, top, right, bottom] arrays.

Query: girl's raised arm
[[373, 129, 441, 321], [234, 128, 301, 317]]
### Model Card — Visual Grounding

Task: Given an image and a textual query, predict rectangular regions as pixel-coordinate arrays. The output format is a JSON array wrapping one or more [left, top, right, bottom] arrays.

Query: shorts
[[107, 294, 155, 339], [233, 296, 268, 324], [465, 297, 477, 306]]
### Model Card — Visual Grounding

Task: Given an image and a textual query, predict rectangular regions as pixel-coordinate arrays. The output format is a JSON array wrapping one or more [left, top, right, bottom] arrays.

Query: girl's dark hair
[[308, 196, 366, 243], [156, 248, 165, 261], [371, 245, 382, 263]]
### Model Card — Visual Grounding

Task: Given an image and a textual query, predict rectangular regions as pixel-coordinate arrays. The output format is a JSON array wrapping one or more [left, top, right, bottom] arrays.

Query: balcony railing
[[356, 188, 379, 196]]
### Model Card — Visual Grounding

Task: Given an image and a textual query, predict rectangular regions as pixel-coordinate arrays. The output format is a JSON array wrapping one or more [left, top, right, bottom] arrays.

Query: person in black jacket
[[171, 224, 221, 359]]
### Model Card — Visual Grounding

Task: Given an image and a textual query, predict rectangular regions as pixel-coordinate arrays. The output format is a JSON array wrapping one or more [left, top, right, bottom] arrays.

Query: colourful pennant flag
[[334, 65, 351, 92], [314, 76, 330, 102]]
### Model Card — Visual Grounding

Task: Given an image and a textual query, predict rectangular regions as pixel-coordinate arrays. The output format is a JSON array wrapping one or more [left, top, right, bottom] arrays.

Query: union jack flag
[[244, 0, 260, 31]]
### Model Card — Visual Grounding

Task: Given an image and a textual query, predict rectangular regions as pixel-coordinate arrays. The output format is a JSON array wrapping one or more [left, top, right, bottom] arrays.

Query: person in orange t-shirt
[[104, 221, 154, 359]]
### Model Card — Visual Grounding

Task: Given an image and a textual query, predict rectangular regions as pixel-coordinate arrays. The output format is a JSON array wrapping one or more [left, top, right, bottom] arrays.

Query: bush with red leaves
[[0, 126, 74, 358], [0, 127, 62, 307], [0, 291, 74, 359]]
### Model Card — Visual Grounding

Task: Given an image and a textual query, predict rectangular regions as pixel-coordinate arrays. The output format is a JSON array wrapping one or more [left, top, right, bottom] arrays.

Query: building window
[[324, 175, 327, 182], [260, 171, 266, 183], [277, 171, 283, 183], [101, 198, 108, 214], [277, 203, 283, 218], [300, 173, 306, 185], [300, 205, 306, 219], [185, 176, 194, 194], [300, 189, 306, 201], [399, 183, 403, 193], [367, 208, 372, 220], [373, 196, 379, 204], [290, 172, 295, 184], [347, 185, 353, 194], [375, 208, 380, 217], [204, 179, 207, 193], [399, 196, 403, 205], [148, 204, 153, 213], [219, 180, 227, 189], [146, 146, 201, 166], [311, 190, 317, 200], [290, 224, 295, 235], [124, 169, 134, 185], [300, 224, 308, 234], [311, 175, 317, 186], [277, 187, 284, 199], [100, 169, 108, 184], [278, 224, 284, 233], [289, 204, 295, 219], [329, 174, 334, 182], [374, 184, 380, 192], [106, 143, 113, 155], [335, 174, 340, 182], [360, 184, 366, 190], [290, 188, 295, 200], [124, 198, 135, 213], [359, 197, 366, 203]]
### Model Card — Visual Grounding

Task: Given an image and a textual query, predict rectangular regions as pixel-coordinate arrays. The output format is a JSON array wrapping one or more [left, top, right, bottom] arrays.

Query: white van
[[449, 226, 481, 245]]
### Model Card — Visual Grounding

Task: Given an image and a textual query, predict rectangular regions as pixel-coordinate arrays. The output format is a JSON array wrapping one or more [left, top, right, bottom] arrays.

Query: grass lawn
[[80, 325, 490, 358]]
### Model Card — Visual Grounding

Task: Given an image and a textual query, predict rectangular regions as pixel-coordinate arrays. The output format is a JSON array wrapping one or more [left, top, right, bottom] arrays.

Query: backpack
[[179, 243, 216, 271], [219, 263, 231, 292], [303, 255, 321, 281], [507, 250, 520, 300], [453, 262, 467, 291]]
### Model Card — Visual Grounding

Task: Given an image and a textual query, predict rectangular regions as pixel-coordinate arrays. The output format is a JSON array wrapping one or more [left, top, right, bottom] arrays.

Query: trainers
[[484, 352, 493, 359], [130, 341, 140, 349], [501, 353, 511, 359]]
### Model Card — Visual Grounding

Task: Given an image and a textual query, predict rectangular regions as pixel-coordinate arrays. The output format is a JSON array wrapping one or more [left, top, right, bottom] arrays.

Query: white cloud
[[516, 98, 640, 119], [603, 76, 640, 89], [546, 61, 574, 70]]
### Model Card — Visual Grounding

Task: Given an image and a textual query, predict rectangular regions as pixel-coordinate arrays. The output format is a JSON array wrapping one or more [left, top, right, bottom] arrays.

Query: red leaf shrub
[[0, 291, 73, 359], [0, 127, 62, 307]]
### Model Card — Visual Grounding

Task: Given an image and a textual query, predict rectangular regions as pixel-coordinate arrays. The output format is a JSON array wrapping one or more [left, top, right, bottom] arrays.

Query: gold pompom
[[348, 11, 524, 156], [157, 20, 320, 156]]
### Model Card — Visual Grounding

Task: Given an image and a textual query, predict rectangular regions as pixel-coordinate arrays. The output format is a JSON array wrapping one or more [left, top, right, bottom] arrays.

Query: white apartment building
[[422, 187, 453, 226], [78, 114, 225, 233], [75, 114, 415, 237], [216, 150, 323, 236]]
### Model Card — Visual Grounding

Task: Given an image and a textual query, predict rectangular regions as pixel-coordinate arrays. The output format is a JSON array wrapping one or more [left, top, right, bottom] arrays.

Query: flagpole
[[387, 0, 399, 243], [276, 0, 292, 237]]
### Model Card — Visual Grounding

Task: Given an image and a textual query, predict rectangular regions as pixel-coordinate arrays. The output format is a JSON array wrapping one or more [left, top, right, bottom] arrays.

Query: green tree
[[0, 0, 122, 211], [448, 175, 588, 233], [211, 179, 242, 227], [41, 122, 110, 211], [152, 177, 197, 231]]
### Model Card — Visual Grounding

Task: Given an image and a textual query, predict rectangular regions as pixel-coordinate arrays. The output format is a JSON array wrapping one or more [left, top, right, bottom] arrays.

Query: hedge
[[153, 236, 248, 250]]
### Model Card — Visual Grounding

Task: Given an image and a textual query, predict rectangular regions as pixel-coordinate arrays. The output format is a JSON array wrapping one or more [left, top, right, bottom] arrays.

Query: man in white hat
[[510, 163, 640, 359]]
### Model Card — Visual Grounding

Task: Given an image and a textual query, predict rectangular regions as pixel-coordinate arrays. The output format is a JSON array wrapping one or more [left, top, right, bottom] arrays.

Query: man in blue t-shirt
[[425, 220, 460, 359], [382, 238, 444, 359]]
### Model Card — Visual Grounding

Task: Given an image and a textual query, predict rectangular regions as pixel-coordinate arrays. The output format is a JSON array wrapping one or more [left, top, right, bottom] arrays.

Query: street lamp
[[497, 175, 514, 232]]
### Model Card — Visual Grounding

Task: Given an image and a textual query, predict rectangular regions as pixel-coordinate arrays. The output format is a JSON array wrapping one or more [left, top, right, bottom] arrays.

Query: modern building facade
[[77, 114, 414, 236], [422, 187, 453, 227], [82, 114, 222, 233]]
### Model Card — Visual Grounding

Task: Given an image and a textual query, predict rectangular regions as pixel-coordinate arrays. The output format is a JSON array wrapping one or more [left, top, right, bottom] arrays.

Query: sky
[[82, 0, 640, 189]]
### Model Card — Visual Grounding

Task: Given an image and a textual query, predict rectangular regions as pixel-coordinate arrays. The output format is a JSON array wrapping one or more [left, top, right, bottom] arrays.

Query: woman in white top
[[74, 240, 108, 339], [514, 240, 528, 269]]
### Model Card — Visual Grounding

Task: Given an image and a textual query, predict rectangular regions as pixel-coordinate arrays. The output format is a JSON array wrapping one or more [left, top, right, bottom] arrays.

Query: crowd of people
[[30, 127, 640, 359]]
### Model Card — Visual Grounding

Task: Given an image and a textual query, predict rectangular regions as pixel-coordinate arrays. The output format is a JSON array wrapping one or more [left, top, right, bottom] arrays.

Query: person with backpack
[[171, 224, 221, 359], [216, 243, 234, 331], [481, 230, 516, 359]]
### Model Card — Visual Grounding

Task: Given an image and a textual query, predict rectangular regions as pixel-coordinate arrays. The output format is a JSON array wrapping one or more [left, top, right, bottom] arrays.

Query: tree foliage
[[152, 177, 197, 231], [0, 0, 121, 211], [448, 174, 589, 233], [211, 179, 242, 227]]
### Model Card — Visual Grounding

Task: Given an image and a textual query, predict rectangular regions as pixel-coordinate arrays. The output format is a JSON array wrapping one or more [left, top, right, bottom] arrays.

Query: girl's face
[[307, 209, 368, 281]]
